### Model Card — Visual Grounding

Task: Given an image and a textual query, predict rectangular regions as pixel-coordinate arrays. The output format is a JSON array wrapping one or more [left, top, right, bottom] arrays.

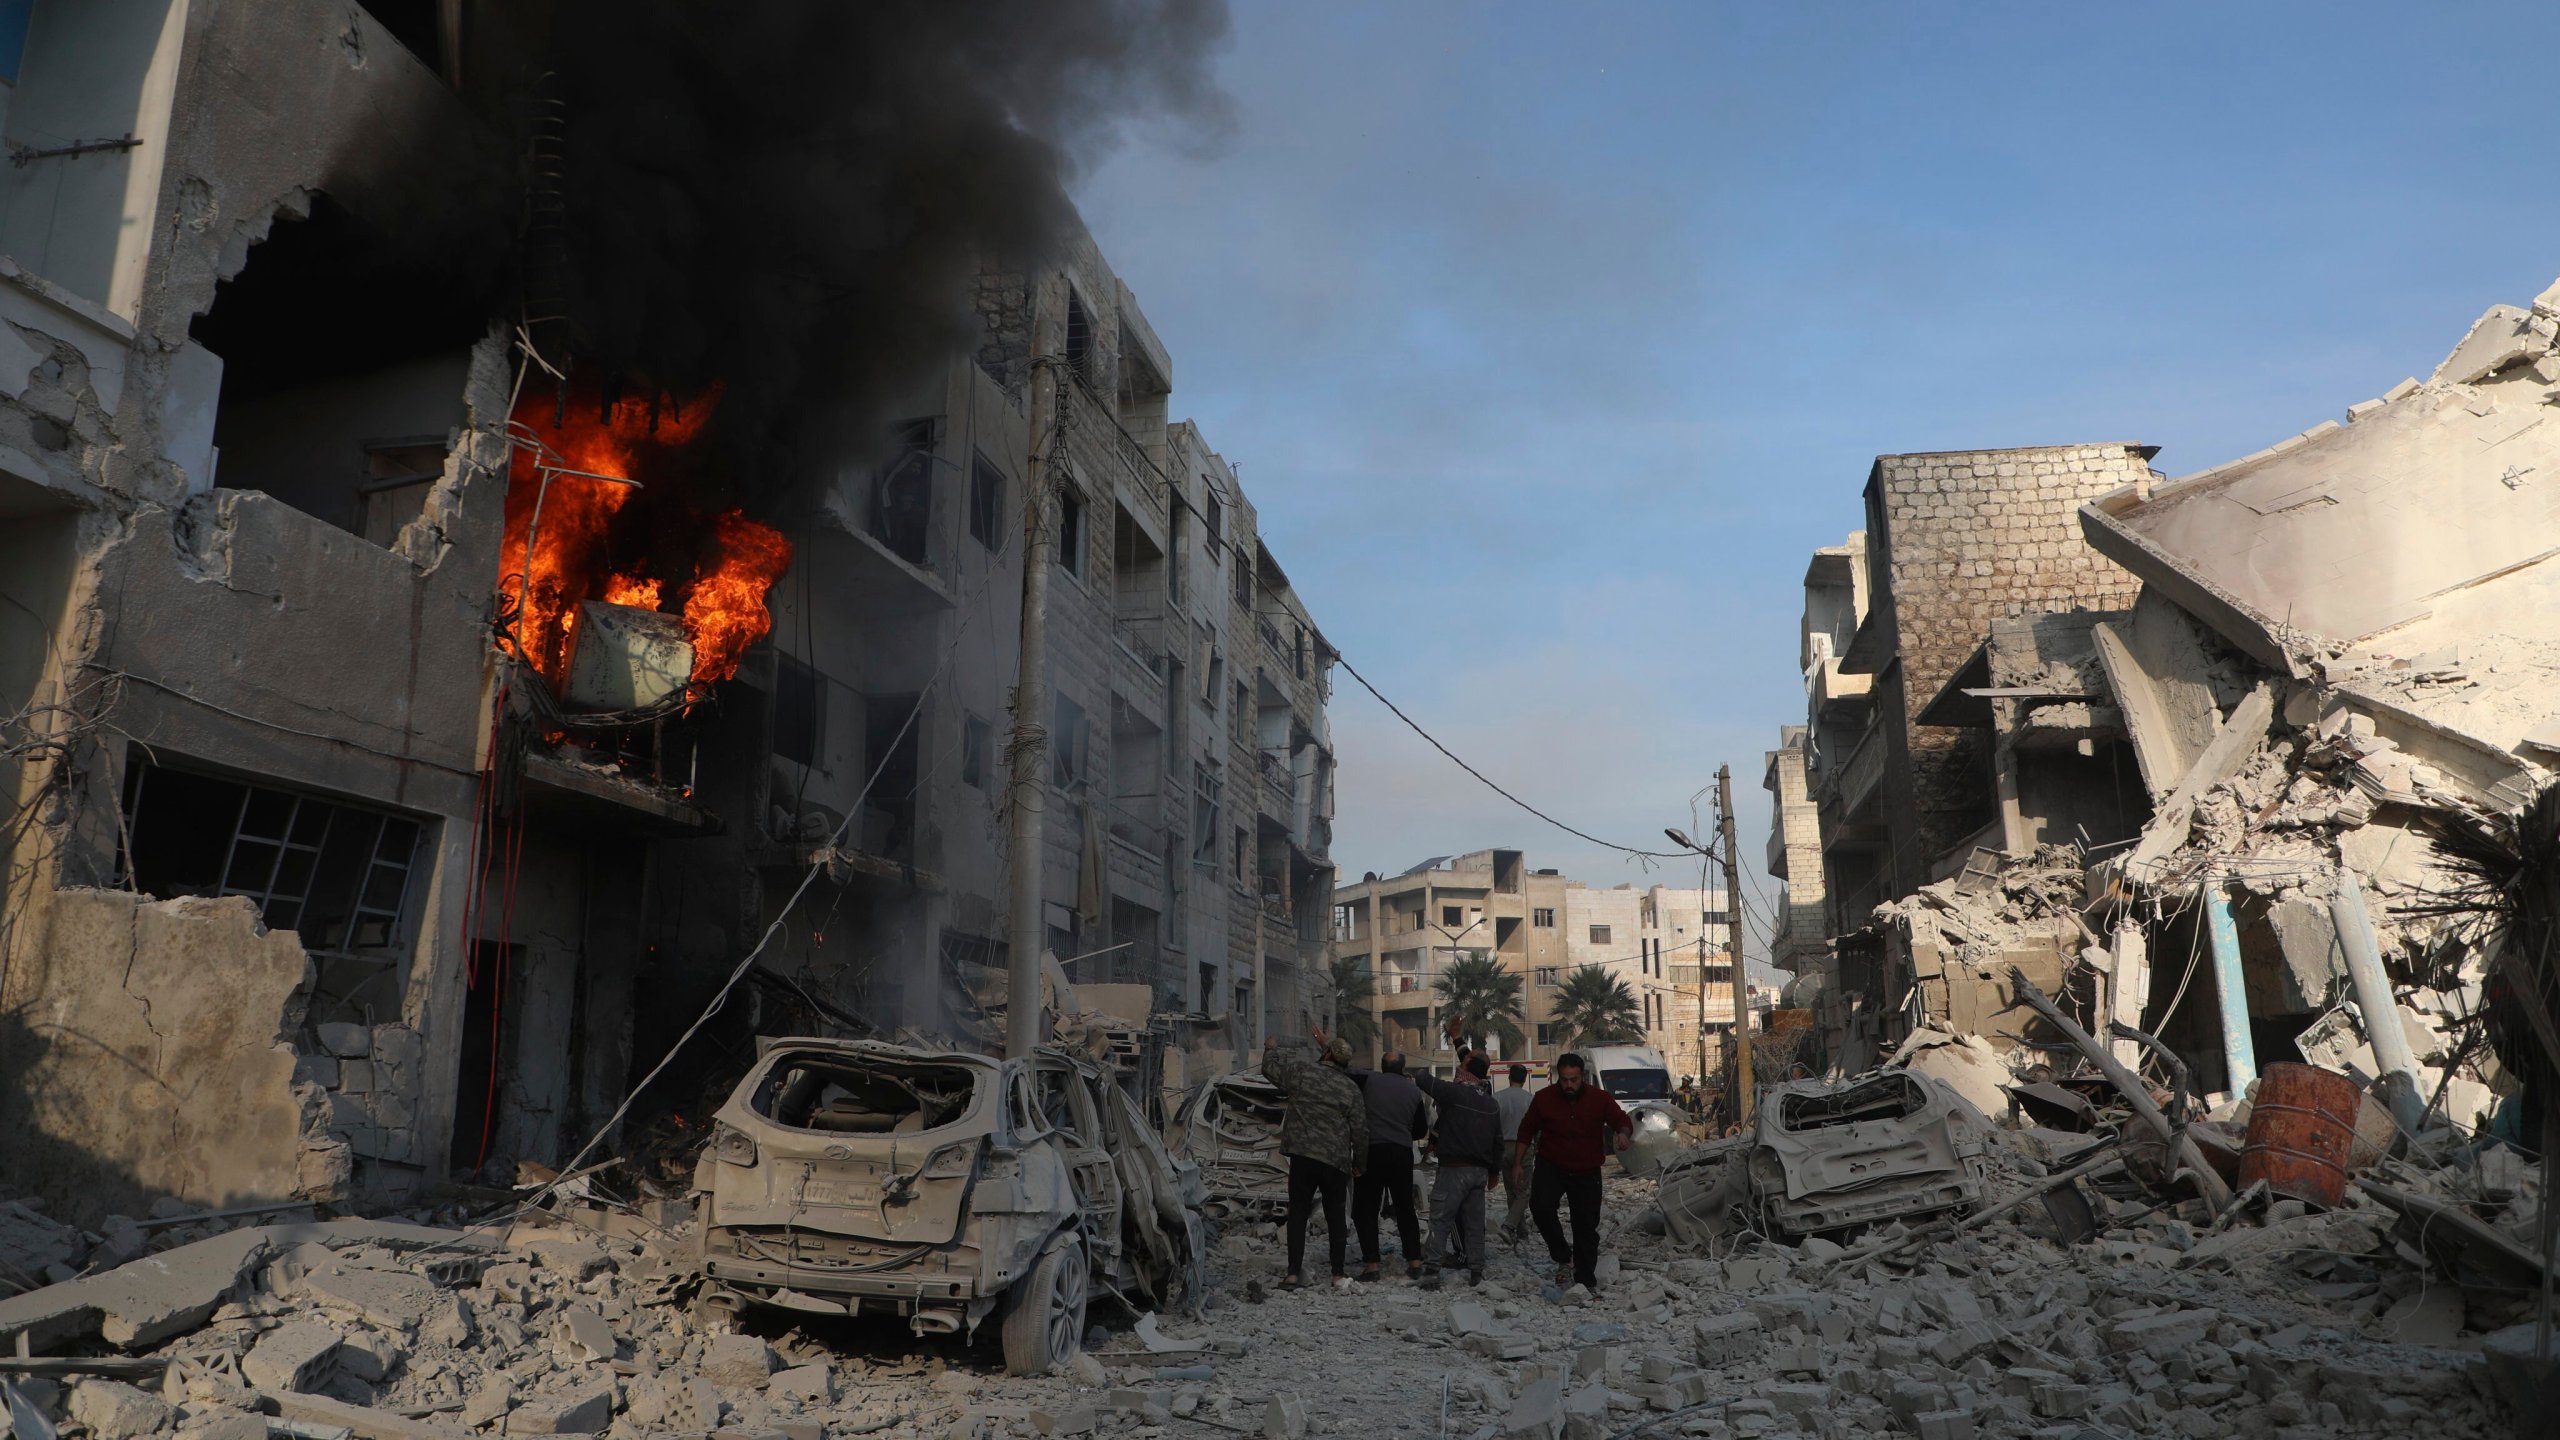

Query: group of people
[[1258, 1016, 1632, 1293]]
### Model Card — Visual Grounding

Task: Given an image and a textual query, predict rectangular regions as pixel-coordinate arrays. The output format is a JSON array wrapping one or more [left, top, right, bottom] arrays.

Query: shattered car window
[[751, 1055, 977, 1134]]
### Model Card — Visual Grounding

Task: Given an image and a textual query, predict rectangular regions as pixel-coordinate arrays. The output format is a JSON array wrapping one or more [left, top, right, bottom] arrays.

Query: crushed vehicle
[[1657, 1069, 1994, 1244], [692, 1038, 1200, 1375], [1164, 1071, 1291, 1221]]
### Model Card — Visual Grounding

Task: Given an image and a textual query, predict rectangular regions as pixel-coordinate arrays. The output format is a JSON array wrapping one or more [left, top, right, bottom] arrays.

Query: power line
[[1332, 652, 1692, 861]]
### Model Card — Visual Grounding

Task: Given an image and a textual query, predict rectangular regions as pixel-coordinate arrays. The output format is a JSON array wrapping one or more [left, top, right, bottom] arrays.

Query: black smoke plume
[[534, 0, 1233, 480]]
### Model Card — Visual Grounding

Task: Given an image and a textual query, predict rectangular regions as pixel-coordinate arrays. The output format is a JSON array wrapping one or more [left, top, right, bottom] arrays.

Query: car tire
[[1000, 1234, 1089, 1376]]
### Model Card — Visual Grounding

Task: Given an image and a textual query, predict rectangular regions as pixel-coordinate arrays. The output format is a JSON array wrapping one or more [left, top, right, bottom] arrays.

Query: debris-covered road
[[0, 1144, 2542, 1440]]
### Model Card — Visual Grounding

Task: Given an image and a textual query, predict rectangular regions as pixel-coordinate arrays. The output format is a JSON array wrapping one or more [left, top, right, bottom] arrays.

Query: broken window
[[1057, 484, 1087, 579], [969, 451, 1004, 551], [190, 195, 490, 541], [870, 419, 937, 566], [1588, 924, 1611, 946], [1441, 904, 1462, 927], [772, 655, 824, 768], [120, 757, 424, 1021], [962, 713, 991, 790]]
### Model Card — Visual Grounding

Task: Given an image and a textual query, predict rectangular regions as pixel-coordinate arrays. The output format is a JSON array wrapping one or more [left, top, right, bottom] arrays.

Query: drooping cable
[[1332, 652, 1690, 860]]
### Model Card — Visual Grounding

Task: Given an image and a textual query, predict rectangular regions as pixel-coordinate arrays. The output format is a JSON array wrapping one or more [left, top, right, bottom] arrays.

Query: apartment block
[[0, 4, 1330, 1222], [1328, 850, 1724, 1078]]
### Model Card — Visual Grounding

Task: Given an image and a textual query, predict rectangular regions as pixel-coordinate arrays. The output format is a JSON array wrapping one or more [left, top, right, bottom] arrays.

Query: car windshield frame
[[1602, 1068, 1672, 1099]]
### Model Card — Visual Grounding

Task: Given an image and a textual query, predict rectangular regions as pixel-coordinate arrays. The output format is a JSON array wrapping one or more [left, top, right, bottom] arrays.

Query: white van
[[1582, 1044, 1674, 1103], [1582, 1044, 1681, 1175]]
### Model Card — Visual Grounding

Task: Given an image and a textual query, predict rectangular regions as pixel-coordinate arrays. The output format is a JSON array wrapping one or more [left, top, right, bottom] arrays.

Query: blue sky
[[1072, 1, 2560, 960]]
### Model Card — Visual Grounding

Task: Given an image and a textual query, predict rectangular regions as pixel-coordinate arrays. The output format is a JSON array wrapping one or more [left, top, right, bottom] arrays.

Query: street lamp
[[1426, 916, 1487, 1069]]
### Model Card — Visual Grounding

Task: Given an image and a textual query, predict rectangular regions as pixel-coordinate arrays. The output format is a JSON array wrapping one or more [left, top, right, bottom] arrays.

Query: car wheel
[[1000, 1235, 1089, 1376]]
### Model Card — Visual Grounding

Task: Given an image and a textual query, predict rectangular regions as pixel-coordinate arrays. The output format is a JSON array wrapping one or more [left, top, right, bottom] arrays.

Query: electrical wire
[[1331, 652, 1691, 860]]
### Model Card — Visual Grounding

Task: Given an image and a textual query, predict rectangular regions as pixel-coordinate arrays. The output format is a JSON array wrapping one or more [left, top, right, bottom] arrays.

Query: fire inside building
[[0, 1, 1327, 1222]]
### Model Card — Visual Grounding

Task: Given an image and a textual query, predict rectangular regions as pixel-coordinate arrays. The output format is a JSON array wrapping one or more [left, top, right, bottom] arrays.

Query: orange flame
[[498, 380, 791, 690]]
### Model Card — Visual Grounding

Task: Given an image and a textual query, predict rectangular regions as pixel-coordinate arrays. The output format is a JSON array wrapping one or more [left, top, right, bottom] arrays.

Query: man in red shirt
[[1509, 1052, 1631, 1291]]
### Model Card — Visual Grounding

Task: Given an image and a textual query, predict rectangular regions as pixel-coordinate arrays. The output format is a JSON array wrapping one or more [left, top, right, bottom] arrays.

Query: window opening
[[969, 452, 1004, 550], [1057, 485, 1087, 579], [121, 757, 424, 1023], [1533, 907, 1555, 928], [871, 418, 937, 565], [962, 713, 992, 790], [1588, 924, 1611, 945], [1064, 291, 1096, 386], [773, 655, 823, 768], [1051, 694, 1088, 789]]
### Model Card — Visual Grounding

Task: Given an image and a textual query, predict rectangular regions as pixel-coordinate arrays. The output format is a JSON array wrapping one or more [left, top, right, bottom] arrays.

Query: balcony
[[1831, 723, 1885, 822], [1809, 652, 1873, 726]]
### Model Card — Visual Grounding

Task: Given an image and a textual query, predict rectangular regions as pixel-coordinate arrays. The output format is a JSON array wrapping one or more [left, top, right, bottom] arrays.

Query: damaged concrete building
[[0, 2, 1332, 1226], [1766, 283, 2560, 1129]]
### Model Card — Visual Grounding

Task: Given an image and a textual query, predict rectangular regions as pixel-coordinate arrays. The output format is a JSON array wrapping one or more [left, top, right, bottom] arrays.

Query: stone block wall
[[1865, 445, 2151, 885]]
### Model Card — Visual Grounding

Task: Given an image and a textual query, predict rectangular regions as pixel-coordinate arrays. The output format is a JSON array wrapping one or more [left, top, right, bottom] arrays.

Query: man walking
[[1261, 1030, 1365, 1289], [1512, 1052, 1631, 1293], [1349, 1050, 1427, 1280], [1410, 1049, 1502, 1288], [1495, 1062, 1535, 1241]]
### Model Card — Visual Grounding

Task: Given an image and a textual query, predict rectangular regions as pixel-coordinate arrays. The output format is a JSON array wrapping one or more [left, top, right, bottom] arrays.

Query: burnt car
[[1164, 1071, 1290, 1221], [1656, 1070, 1992, 1244], [1751, 1071, 1992, 1237], [692, 1038, 1199, 1375]]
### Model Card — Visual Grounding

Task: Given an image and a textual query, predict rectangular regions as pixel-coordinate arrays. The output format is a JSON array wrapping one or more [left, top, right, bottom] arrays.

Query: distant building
[[1328, 850, 1726, 1078]]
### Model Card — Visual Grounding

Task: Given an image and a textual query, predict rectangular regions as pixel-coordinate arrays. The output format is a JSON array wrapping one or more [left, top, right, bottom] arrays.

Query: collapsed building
[[1765, 282, 2560, 1134], [0, 1, 1329, 1229]]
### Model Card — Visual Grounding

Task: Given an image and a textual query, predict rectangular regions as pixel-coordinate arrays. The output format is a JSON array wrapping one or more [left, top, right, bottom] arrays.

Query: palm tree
[[1326, 953, 1378, 1058], [1433, 953, 1526, 1053], [1548, 965, 1645, 1052]]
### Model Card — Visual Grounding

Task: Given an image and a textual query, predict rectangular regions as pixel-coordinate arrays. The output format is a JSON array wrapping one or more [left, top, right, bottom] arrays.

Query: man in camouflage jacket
[[1261, 1030, 1365, 1285]]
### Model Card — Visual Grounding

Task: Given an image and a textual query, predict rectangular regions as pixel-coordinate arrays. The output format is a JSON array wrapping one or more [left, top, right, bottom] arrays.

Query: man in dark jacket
[[1412, 1049, 1502, 1288], [1348, 1051, 1428, 1280], [1512, 1051, 1632, 1291], [1262, 1031, 1365, 1288]]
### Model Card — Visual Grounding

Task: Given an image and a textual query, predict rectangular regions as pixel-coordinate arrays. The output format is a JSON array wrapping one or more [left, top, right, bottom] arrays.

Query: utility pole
[[1005, 340, 1061, 1061], [1716, 764, 1753, 1123]]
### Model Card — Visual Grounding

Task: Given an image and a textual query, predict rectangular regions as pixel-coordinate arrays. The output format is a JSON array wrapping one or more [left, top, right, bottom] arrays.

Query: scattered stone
[[502, 1377, 614, 1435], [700, 1334, 776, 1390], [68, 1378, 173, 1439], [552, 1309, 616, 1365], [243, 1321, 344, 1393], [768, 1364, 831, 1405]]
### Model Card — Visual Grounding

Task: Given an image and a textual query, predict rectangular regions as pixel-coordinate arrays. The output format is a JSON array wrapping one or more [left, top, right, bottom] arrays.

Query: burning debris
[[498, 381, 792, 700]]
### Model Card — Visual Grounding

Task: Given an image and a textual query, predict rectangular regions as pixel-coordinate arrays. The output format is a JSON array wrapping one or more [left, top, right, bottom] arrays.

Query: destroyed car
[[1750, 1071, 1993, 1236], [692, 1038, 1198, 1374], [1657, 1070, 1993, 1243], [1164, 1071, 1290, 1220]]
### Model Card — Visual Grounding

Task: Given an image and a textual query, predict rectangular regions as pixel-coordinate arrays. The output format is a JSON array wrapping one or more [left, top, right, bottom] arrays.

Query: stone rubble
[[0, 1144, 2541, 1440]]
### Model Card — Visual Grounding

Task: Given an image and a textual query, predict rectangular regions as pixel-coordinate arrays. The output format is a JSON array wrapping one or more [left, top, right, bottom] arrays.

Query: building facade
[[0, 3, 1330, 1223], [1328, 850, 1723, 1078], [1764, 445, 2156, 1070]]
